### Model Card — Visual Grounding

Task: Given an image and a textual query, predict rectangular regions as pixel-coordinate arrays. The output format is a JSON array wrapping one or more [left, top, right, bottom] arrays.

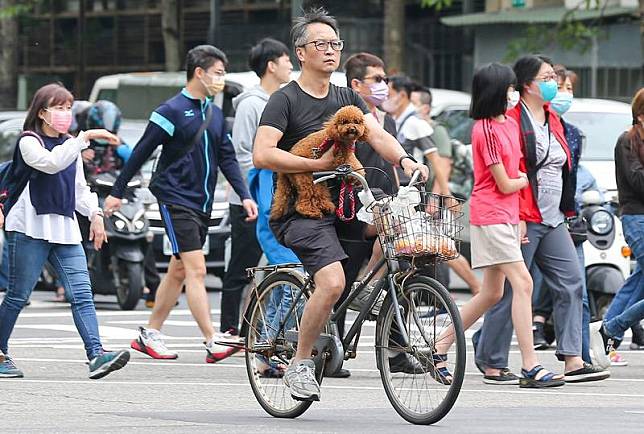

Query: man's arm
[[363, 114, 430, 180], [218, 130, 250, 201], [252, 125, 333, 173], [110, 117, 171, 199], [425, 151, 450, 196]]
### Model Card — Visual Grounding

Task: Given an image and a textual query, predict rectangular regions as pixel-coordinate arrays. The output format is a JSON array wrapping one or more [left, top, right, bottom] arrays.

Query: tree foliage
[[420, 0, 453, 11], [0, 0, 40, 19], [504, 0, 607, 62]]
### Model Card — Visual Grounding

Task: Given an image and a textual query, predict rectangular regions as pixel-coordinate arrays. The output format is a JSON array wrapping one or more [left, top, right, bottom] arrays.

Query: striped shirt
[[470, 116, 522, 226]]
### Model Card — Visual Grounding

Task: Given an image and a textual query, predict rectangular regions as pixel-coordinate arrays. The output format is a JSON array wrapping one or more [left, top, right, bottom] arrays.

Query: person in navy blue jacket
[[104, 45, 258, 363]]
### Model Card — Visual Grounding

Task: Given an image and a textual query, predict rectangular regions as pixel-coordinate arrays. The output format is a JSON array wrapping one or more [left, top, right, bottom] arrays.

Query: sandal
[[256, 355, 287, 378], [519, 365, 565, 388], [430, 353, 453, 385]]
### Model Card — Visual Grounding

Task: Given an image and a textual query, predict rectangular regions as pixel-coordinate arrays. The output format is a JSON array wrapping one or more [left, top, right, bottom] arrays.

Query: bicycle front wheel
[[244, 271, 325, 419], [375, 274, 465, 425]]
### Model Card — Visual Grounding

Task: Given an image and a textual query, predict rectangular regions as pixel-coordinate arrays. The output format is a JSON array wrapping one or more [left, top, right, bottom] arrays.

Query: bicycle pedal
[[213, 340, 245, 350], [291, 393, 320, 402]]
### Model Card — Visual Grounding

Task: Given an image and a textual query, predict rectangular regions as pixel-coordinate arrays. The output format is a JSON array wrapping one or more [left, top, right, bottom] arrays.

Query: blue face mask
[[537, 80, 558, 102], [551, 92, 573, 115]]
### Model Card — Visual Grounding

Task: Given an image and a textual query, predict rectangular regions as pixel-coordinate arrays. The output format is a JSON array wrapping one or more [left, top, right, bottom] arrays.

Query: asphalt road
[[2, 289, 644, 433]]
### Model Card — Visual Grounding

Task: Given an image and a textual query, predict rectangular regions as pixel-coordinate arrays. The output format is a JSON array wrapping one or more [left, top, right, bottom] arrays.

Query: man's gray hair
[[290, 7, 340, 49]]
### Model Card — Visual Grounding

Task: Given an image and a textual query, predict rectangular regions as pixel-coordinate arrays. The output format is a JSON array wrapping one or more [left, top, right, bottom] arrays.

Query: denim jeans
[[0, 232, 103, 360], [0, 239, 9, 289], [604, 214, 644, 339], [604, 298, 644, 337]]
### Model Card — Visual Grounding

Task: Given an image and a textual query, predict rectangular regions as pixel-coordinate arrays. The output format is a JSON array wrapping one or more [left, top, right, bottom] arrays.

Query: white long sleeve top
[[5, 134, 99, 244]]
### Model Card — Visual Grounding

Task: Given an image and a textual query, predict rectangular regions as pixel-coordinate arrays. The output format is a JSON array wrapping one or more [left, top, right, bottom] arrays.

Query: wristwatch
[[398, 153, 417, 167], [92, 209, 104, 220]]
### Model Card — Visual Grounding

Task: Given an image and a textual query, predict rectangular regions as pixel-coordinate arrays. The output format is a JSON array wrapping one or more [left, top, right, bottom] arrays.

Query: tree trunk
[[161, 0, 181, 72], [384, 0, 405, 74], [0, 0, 19, 109], [640, 0, 643, 62]]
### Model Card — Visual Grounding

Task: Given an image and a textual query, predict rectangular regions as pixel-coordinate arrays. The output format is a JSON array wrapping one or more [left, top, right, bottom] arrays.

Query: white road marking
[[11, 357, 644, 382], [3, 378, 644, 399]]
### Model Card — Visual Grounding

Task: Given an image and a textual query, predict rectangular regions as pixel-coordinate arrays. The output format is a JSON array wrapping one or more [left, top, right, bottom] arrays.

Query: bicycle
[[240, 165, 466, 425]]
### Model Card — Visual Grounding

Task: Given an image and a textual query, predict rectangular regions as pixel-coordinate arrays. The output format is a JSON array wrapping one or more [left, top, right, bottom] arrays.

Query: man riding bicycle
[[252, 7, 429, 402]]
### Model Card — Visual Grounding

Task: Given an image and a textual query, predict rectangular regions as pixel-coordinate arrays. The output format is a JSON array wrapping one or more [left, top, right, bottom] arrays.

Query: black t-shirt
[[259, 81, 369, 152], [260, 81, 370, 222], [355, 112, 398, 195]]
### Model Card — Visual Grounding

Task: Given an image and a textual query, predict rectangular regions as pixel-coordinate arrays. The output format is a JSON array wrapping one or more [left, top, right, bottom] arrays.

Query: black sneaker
[[630, 324, 644, 350], [327, 367, 351, 378], [564, 363, 610, 383], [532, 322, 549, 350], [389, 353, 425, 374], [483, 368, 520, 385]]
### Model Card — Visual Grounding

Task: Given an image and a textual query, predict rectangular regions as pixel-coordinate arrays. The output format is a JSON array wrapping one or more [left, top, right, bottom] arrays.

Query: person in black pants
[[220, 206, 262, 335], [220, 38, 293, 337]]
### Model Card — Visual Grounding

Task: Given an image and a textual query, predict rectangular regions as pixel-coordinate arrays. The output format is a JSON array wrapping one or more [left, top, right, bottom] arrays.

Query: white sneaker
[[589, 321, 611, 370], [130, 327, 178, 360], [205, 333, 241, 363]]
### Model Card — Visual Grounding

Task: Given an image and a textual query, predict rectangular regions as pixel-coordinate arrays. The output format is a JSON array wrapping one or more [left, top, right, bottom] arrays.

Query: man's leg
[[448, 255, 481, 295], [147, 256, 186, 331], [176, 250, 216, 341], [295, 261, 345, 361], [220, 204, 263, 335]]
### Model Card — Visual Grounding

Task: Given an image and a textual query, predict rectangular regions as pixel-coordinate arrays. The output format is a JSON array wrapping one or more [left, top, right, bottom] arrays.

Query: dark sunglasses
[[362, 75, 389, 84]]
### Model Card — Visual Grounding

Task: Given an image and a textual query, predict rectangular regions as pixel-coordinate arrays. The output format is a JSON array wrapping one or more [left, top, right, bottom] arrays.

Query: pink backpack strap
[[20, 130, 45, 148]]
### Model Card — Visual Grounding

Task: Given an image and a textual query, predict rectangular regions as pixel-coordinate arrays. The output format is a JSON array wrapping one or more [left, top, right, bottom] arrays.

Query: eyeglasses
[[46, 106, 72, 112], [535, 73, 557, 82], [362, 75, 389, 84], [299, 40, 344, 51]]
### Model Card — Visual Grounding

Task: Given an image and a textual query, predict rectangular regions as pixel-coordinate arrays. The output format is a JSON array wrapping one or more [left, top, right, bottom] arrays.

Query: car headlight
[[590, 209, 613, 235], [114, 219, 126, 231]]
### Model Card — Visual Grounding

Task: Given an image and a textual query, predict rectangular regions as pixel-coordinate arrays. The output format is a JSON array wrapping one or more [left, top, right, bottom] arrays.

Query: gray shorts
[[470, 223, 523, 269]]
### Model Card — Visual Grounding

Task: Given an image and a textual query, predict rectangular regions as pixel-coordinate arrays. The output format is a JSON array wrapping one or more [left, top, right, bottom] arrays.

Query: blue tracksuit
[[111, 88, 249, 213]]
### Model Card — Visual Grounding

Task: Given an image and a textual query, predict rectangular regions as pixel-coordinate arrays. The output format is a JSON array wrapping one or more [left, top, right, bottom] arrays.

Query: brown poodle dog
[[272, 105, 368, 220]]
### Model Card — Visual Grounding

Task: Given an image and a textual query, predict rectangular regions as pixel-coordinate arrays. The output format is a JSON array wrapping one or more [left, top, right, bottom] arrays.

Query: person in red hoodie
[[472, 55, 610, 384]]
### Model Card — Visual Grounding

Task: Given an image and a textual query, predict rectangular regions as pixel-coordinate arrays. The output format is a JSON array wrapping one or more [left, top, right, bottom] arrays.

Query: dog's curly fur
[[272, 105, 368, 220]]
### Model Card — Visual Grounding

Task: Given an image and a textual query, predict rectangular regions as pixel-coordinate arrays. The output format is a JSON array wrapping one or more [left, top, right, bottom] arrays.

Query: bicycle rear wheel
[[375, 274, 465, 425], [244, 271, 325, 418]]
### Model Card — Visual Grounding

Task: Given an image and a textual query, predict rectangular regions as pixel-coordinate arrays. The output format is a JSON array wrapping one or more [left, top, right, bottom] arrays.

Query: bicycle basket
[[369, 189, 465, 263]]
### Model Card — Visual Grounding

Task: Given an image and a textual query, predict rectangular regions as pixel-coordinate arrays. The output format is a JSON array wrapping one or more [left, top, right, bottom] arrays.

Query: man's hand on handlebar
[[401, 158, 429, 181]]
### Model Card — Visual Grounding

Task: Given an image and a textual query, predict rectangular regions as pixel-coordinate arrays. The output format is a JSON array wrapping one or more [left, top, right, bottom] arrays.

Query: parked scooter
[[580, 190, 632, 321], [85, 171, 150, 310]]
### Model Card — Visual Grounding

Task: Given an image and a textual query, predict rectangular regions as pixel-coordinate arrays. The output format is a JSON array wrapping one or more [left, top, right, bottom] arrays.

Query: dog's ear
[[326, 118, 341, 140], [357, 123, 369, 143]]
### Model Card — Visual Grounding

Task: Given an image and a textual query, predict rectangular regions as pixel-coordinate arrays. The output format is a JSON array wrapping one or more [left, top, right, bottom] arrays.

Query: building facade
[[16, 0, 484, 105]]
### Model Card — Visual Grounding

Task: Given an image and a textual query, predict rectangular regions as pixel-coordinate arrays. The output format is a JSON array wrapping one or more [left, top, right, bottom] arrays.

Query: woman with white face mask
[[0, 83, 130, 380], [472, 55, 610, 384]]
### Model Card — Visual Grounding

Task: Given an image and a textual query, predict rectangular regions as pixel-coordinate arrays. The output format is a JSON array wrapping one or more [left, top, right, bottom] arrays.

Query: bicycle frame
[[258, 255, 413, 363]]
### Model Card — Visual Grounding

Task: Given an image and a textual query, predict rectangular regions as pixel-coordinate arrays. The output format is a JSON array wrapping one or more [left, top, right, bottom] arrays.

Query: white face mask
[[507, 90, 520, 109]]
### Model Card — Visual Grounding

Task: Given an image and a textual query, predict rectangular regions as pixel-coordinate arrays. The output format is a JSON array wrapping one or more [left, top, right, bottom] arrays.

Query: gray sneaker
[[0, 356, 24, 378], [283, 359, 320, 401], [348, 282, 385, 314]]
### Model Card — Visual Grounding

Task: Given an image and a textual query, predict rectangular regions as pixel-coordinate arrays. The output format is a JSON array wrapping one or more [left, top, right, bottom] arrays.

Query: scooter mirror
[[581, 190, 603, 206]]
